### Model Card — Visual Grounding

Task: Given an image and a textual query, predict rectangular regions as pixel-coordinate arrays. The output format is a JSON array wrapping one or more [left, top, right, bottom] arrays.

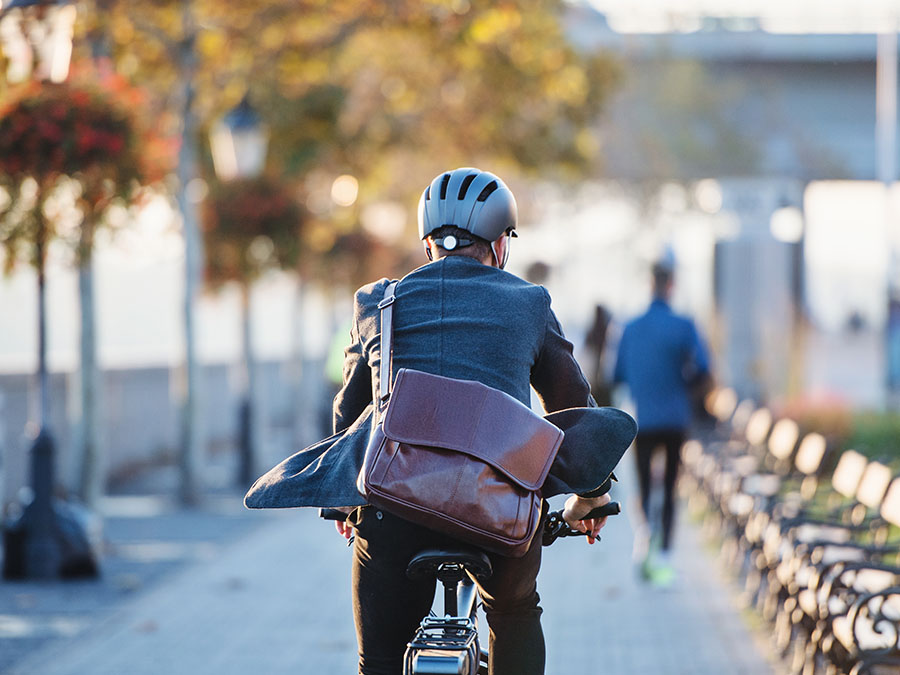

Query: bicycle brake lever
[[542, 511, 586, 545], [542, 503, 620, 546]]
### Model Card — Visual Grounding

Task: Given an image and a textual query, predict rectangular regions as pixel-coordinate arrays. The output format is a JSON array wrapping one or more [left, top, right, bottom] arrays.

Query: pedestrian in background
[[583, 304, 613, 406], [613, 259, 711, 586]]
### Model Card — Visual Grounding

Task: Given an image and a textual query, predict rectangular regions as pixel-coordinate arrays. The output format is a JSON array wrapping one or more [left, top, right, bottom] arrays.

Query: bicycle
[[321, 500, 620, 675]]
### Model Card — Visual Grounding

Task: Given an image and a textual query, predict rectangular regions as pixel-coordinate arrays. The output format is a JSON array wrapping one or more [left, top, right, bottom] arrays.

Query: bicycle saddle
[[406, 548, 493, 580]]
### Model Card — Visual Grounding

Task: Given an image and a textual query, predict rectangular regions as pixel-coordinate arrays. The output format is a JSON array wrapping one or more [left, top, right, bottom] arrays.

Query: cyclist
[[328, 168, 635, 675]]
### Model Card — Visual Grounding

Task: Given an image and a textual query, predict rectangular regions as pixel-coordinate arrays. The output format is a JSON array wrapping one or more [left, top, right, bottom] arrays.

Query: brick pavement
[[7, 464, 780, 675]]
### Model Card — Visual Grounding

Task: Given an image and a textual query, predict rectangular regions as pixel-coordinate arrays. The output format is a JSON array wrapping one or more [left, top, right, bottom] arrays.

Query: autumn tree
[[80, 0, 619, 236], [0, 72, 167, 506]]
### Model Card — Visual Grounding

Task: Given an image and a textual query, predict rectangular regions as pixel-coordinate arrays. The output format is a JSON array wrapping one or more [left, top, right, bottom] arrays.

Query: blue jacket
[[245, 256, 636, 509], [614, 299, 710, 432]]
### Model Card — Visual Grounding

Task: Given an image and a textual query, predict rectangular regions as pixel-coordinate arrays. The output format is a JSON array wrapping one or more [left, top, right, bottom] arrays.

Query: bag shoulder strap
[[377, 281, 399, 411]]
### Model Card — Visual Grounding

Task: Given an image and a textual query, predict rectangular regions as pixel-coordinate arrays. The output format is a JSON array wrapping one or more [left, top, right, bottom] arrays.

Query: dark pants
[[634, 429, 685, 551], [350, 506, 545, 675]]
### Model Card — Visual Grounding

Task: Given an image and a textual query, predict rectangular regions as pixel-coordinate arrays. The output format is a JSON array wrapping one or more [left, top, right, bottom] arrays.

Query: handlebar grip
[[319, 508, 350, 522], [581, 501, 621, 520]]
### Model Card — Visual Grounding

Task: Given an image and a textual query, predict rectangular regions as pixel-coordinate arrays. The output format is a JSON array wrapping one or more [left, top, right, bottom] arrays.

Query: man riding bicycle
[[245, 168, 635, 675]]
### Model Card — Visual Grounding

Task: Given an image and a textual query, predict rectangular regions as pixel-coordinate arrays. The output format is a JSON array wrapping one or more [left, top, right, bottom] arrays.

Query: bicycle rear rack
[[405, 616, 479, 674]]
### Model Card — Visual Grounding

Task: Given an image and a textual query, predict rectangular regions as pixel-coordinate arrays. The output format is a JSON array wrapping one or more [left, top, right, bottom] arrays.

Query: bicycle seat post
[[435, 563, 465, 617]]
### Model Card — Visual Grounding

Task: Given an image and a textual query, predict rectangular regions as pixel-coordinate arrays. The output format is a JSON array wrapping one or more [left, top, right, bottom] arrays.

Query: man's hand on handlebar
[[335, 519, 353, 541], [320, 507, 354, 541], [562, 493, 611, 545]]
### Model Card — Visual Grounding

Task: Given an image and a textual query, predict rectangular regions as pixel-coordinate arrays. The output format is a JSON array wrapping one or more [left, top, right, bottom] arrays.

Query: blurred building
[[560, 5, 897, 407], [568, 11, 886, 181]]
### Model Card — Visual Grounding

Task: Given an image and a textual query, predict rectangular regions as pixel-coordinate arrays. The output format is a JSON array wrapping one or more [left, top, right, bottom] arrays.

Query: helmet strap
[[491, 235, 510, 270]]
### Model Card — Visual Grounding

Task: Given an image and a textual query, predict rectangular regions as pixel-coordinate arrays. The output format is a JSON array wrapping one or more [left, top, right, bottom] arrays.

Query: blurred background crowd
[[0, 0, 898, 578]]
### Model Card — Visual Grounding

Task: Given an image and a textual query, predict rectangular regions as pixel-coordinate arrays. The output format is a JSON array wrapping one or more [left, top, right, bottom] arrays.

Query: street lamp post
[[1, 0, 97, 580], [210, 95, 269, 182], [209, 95, 269, 487]]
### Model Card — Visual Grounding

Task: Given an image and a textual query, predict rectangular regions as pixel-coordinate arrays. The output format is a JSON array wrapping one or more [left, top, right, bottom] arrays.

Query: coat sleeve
[[332, 306, 373, 434], [530, 291, 595, 413], [684, 319, 711, 379]]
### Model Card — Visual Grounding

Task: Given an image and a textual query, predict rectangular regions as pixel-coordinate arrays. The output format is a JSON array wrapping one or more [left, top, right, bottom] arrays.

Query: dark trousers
[[350, 506, 545, 675], [634, 429, 686, 551]]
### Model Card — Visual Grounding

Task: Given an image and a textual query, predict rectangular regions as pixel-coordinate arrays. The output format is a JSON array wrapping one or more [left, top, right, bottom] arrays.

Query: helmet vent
[[458, 174, 476, 200], [476, 181, 498, 202], [439, 173, 451, 199], [424, 186, 431, 201]]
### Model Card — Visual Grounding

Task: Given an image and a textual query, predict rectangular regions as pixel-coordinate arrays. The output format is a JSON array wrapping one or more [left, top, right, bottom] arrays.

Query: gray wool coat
[[245, 255, 636, 510]]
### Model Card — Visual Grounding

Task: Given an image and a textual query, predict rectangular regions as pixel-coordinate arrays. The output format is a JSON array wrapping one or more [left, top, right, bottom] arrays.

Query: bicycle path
[[8, 466, 779, 674]]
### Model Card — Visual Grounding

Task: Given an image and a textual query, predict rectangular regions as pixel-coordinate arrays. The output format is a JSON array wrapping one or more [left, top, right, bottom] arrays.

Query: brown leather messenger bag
[[357, 281, 565, 557]]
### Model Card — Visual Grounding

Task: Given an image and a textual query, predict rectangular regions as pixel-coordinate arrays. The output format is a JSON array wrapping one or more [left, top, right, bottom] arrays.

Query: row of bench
[[683, 389, 900, 675]]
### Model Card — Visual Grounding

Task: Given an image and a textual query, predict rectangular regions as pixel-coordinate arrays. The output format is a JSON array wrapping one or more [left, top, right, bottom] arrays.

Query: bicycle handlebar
[[320, 501, 622, 548], [582, 501, 621, 520], [321, 502, 620, 522], [319, 508, 350, 522]]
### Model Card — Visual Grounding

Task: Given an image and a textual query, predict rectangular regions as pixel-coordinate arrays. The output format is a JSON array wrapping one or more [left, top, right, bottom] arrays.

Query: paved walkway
[[4, 461, 779, 674]]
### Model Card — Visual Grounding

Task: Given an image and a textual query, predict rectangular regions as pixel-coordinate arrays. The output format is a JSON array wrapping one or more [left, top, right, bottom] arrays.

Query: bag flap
[[382, 369, 564, 491]]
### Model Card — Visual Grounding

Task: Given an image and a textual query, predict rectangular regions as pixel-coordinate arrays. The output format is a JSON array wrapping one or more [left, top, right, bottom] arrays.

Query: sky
[[583, 0, 900, 34]]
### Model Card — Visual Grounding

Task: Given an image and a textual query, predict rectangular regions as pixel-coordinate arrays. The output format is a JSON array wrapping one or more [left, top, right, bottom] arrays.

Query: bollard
[[2, 428, 99, 580]]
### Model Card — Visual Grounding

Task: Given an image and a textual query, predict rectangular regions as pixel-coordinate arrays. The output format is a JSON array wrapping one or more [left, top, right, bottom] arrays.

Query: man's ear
[[424, 240, 433, 261], [491, 235, 509, 269]]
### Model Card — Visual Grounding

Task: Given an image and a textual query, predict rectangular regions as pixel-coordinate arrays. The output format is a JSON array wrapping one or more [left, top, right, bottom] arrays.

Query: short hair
[[427, 225, 492, 261], [652, 261, 673, 289]]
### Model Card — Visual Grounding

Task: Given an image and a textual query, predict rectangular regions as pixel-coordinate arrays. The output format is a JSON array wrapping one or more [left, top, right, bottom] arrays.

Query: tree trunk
[[36, 210, 50, 428], [238, 284, 258, 487], [174, 5, 203, 505], [291, 279, 309, 447], [76, 217, 102, 507]]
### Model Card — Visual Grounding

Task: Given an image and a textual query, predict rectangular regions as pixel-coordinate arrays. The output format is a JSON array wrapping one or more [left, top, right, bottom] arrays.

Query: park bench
[[723, 461, 896, 674], [837, 580, 900, 675], [697, 386, 740, 445], [816, 559, 900, 674], [687, 405, 774, 536], [684, 391, 900, 674], [730, 430, 830, 604], [781, 477, 900, 674], [680, 387, 743, 530], [763, 461, 894, 625], [713, 418, 801, 573]]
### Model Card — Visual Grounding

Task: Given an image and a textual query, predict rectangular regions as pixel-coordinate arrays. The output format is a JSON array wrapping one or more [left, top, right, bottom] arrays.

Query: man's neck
[[434, 252, 493, 267]]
